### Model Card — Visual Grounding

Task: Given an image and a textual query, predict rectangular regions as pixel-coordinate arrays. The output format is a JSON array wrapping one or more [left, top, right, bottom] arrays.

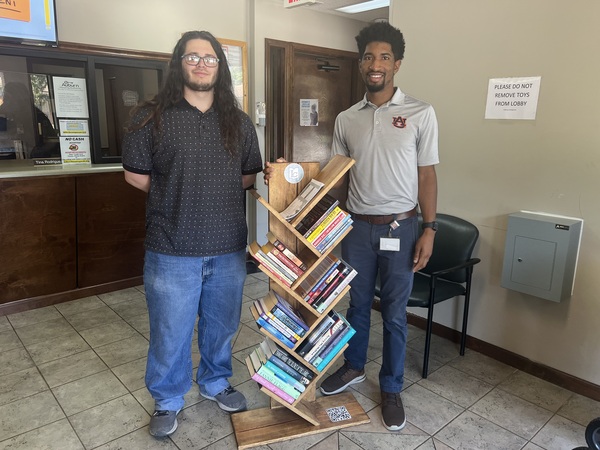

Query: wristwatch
[[421, 221, 438, 232]]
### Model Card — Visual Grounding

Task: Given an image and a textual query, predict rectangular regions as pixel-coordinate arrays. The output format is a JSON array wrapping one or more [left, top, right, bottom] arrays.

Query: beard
[[183, 71, 216, 92], [365, 82, 385, 93]]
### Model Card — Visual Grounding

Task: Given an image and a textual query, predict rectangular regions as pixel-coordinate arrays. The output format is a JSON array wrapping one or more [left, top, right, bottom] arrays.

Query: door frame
[[265, 39, 363, 163]]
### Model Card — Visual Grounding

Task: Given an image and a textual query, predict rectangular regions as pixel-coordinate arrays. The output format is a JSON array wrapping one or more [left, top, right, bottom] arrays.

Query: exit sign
[[284, 0, 317, 8]]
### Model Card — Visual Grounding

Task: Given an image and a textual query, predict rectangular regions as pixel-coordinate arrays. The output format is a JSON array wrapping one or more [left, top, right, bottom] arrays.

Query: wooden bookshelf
[[233, 157, 369, 449]]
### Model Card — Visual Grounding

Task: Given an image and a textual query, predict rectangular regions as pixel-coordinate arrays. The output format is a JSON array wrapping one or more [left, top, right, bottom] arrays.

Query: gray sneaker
[[201, 386, 247, 412], [319, 360, 366, 395], [149, 409, 181, 437]]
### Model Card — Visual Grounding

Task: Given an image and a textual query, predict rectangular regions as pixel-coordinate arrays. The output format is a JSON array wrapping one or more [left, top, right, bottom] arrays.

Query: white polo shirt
[[332, 88, 439, 215]]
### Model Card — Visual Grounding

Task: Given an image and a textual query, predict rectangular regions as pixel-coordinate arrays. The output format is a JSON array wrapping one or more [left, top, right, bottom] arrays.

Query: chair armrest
[[426, 258, 481, 277]]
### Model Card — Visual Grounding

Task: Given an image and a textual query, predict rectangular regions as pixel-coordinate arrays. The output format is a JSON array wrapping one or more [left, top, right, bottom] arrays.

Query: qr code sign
[[326, 405, 351, 422]]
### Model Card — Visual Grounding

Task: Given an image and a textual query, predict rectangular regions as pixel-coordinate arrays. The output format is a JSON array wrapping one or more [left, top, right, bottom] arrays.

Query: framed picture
[[219, 38, 248, 113]]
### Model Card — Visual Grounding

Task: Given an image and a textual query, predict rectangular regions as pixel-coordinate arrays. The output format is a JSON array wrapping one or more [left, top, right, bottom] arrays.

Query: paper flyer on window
[[60, 136, 91, 164]]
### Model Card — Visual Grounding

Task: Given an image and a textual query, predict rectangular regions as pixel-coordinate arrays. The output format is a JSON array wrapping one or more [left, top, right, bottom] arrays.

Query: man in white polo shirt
[[318, 21, 439, 431]]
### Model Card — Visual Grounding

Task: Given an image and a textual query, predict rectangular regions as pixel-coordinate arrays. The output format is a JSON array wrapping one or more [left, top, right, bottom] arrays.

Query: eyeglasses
[[181, 54, 220, 67]]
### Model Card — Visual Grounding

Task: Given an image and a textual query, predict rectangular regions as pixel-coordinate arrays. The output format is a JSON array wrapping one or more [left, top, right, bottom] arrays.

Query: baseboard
[[407, 312, 600, 402], [0, 277, 144, 317]]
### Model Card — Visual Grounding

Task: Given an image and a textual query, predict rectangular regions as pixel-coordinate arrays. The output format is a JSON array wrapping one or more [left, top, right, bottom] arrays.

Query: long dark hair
[[129, 30, 241, 156]]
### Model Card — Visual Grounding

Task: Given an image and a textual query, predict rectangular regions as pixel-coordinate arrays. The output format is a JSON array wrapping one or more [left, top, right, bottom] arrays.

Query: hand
[[412, 230, 435, 272], [263, 157, 287, 185]]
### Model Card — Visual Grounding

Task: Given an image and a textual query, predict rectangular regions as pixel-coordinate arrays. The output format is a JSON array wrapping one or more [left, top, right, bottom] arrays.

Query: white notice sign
[[485, 76, 541, 120], [53, 77, 90, 119], [60, 136, 91, 164]]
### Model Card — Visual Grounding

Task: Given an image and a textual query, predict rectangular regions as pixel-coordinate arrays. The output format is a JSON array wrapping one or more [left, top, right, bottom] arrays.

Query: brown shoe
[[319, 361, 366, 395], [381, 391, 406, 431]]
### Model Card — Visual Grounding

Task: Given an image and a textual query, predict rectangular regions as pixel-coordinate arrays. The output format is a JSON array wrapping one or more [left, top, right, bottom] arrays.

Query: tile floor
[[0, 271, 598, 450]]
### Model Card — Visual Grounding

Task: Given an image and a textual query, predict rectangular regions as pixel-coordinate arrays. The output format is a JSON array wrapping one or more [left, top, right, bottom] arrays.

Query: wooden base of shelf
[[231, 391, 370, 449]]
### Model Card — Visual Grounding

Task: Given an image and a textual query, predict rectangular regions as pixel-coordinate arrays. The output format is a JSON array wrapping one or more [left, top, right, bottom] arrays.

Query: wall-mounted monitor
[[0, 0, 58, 47]]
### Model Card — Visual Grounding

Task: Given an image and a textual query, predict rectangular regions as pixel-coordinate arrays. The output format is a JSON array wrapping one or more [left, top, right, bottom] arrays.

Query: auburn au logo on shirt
[[392, 116, 407, 129]]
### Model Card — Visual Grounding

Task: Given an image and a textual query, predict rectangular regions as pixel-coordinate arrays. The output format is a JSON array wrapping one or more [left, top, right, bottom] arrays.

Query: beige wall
[[55, 0, 600, 386], [392, 0, 600, 384]]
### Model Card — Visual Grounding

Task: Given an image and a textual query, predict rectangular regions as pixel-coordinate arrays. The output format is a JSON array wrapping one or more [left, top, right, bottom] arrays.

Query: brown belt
[[351, 208, 417, 225]]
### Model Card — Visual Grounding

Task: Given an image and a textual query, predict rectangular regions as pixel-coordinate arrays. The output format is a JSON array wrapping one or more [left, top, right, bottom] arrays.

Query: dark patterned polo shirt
[[122, 99, 263, 256]]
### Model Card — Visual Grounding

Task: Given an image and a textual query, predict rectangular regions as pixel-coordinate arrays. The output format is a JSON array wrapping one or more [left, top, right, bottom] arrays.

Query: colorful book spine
[[265, 251, 299, 281], [310, 263, 348, 308], [266, 232, 307, 270], [271, 248, 305, 276], [311, 210, 347, 248], [255, 300, 298, 343], [315, 268, 357, 313], [251, 372, 295, 404], [316, 215, 353, 252], [250, 243, 293, 287], [306, 206, 342, 243], [307, 265, 340, 305], [256, 315, 295, 349], [272, 292, 309, 331], [296, 313, 336, 357], [312, 323, 350, 368], [305, 315, 345, 363], [304, 260, 340, 302], [273, 347, 314, 379], [268, 353, 310, 385], [257, 364, 301, 399], [316, 319, 356, 372], [264, 360, 305, 393], [270, 305, 307, 337]]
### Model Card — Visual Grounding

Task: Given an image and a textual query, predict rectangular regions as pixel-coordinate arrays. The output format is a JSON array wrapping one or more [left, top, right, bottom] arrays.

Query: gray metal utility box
[[501, 211, 583, 302]]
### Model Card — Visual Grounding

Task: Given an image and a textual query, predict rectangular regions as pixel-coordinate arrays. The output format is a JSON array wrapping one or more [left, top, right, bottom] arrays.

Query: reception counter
[[0, 162, 146, 316]]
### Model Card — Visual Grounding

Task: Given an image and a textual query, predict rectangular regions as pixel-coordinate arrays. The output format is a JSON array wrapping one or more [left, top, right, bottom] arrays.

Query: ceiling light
[[336, 0, 389, 14]]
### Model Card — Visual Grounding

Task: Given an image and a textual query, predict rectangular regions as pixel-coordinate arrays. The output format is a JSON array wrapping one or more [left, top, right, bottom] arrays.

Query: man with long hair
[[122, 30, 262, 437], [318, 22, 439, 431]]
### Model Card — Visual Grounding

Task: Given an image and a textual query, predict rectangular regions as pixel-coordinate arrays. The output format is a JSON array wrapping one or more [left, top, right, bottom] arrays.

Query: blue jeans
[[342, 215, 418, 393], [143, 249, 246, 411]]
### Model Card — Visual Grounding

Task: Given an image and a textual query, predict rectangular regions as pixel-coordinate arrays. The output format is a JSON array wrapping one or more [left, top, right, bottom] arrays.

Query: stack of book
[[248, 340, 315, 405], [295, 194, 353, 253], [295, 310, 356, 371], [249, 235, 307, 287], [297, 255, 358, 313], [252, 291, 310, 349]]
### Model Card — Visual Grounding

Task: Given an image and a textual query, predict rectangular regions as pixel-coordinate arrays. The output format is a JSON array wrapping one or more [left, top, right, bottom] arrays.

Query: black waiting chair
[[374, 213, 481, 378]]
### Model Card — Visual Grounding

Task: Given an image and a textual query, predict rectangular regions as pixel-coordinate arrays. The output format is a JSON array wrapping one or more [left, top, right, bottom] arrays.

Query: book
[[248, 351, 295, 404], [249, 242, 293, 287], [267, 352, 311, 385], [264, 249, 299, 281], [267, 301, 308, 337], [304, 312, 345, 364], [266, 231, 307, 271], [312, 211, 349, 248], [306, 260, 341, 304], [255, 311, 295, 349], [315, 267, 357, 313], [257, 297, 303, 341], [299, 256, 340, 301], [271, 291, 309, 332], [311, 321, 349, 367], [257, 363, 301, 400], [280, 178, 325, 221], [310, 263, 349, 309], [270, 247, 305, 277], [296, 194, 339, 237], [265, 339, 314, 380], [255, 300, 299, 343], [316, 316, 356, 372], [316, 215, 353, 253], [317, 325, 356, 372], [296, 312, 336, 357], [306, 206, 343, 243]]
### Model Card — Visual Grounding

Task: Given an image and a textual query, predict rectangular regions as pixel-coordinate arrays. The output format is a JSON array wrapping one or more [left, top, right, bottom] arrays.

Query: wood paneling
[[76, 172, 146, 287], [0, 176, 77, 304]]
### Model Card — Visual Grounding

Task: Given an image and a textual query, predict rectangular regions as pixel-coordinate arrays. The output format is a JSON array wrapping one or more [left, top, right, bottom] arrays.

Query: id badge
[[380, 237, 400, 252]]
